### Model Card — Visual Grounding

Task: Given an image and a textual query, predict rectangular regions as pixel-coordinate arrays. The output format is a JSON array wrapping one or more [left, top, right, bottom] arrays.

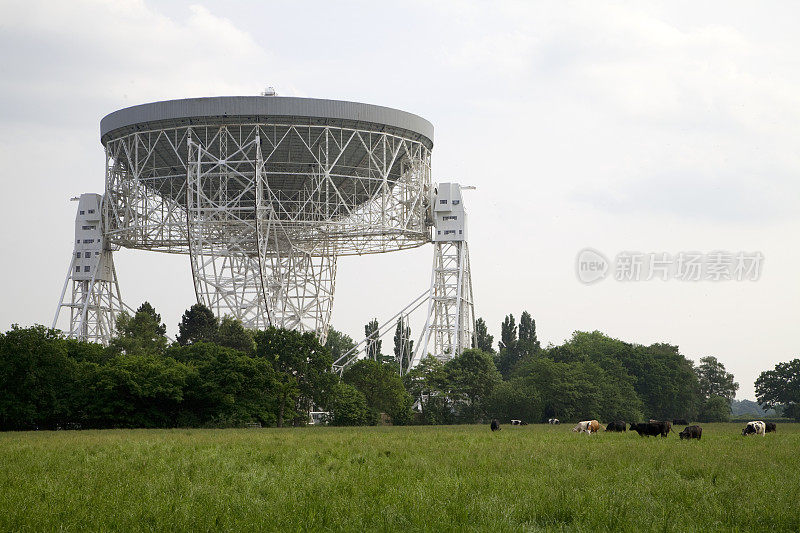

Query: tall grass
[[1, 424, 798, 531]]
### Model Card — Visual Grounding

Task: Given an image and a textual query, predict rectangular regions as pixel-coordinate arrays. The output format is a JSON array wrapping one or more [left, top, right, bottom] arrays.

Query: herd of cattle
[[489, 418, 778, 439]]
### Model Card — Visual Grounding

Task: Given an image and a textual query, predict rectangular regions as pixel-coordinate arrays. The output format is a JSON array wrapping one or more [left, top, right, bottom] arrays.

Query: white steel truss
[[53, 194, 127, 344], [102, 121, 432, 342], [53, 256, 125, 344], [415, 241, 476, 364]]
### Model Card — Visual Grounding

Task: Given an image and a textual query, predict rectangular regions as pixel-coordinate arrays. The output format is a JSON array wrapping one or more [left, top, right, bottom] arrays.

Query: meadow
[[1, 423, 798, 532]]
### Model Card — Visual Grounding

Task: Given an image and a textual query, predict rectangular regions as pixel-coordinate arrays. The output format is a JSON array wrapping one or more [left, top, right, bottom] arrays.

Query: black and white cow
[[511, 419, 522, 425], [548, 418, 560, 425], [742, 421, 765, 436]]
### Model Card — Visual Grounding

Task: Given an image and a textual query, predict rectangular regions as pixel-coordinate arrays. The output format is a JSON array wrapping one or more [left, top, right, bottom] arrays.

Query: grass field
[[1, 423, 799, 532]]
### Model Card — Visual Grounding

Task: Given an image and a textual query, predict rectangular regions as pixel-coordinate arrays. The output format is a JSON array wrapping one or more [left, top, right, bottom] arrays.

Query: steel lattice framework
[[54, 97, 477, 370], [54, 252, 125, 344], [417, 241, 475, 363], [99, 97, 433, 341]]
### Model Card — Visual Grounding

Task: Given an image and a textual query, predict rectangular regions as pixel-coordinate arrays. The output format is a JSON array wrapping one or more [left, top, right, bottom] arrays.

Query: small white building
[[72, 194, 112, 282], [432, 182, 467, 242]]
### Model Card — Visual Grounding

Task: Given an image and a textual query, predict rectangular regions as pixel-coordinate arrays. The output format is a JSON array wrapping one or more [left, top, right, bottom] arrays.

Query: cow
[[510, 419, 522, 425], [679, 425, 702, 440], [673, 418, 688, 426], [742, 421, 765, 436], [605, 420, 626, 432], [572, 420, 601, 434], [765, 421, 777, 433], [631, 421, 671, 437], [490, 419, 501, 431], [548, 418, 560, 425]]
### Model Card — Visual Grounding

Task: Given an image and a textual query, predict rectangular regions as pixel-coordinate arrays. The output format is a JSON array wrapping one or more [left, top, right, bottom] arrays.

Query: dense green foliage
[[756, 358, 800, 421], [0, 308, 331, 429], [473, 317, 494, 353], [694, 356, 738, 422], [4, 305, 792, 430], [1, 424, 799, 531], [324, 327, 356, 363], [342, 359, 413, 425]]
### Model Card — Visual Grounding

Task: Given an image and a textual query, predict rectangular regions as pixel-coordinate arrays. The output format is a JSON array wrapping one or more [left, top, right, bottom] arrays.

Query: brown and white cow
[[572, 420, 601, 434]]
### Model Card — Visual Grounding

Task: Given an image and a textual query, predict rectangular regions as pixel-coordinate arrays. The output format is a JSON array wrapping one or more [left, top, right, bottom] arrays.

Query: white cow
[[742, 420, 766, 436]]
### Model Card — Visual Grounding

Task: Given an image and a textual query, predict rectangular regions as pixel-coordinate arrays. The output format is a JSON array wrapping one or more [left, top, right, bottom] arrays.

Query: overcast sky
[[2, 0, 798, 399]]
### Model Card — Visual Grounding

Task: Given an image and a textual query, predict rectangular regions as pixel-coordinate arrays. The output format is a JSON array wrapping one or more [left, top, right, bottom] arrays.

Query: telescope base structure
[[189, 249, 337, 343], [418, 240, 476, 363], [53, 193, 126, 344], [59, 259, 125, 344], [186, 132, 337, 342]]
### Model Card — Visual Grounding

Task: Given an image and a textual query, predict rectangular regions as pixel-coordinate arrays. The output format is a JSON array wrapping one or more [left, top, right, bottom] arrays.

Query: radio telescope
[[53, 95, 474, 365]]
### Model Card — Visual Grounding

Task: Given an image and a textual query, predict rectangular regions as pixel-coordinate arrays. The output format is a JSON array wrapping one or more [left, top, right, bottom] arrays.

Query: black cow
[[490, 419, 500, 431], [673, 418, 688, 426], [631, 421, 671, 437], [679, 425, 702, 440], [605, 420, 626, 432], [765, 422, 777, 433]]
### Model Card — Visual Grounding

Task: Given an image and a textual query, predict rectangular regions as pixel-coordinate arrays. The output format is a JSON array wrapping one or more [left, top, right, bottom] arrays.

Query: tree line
[[1, 304, 796, 431]]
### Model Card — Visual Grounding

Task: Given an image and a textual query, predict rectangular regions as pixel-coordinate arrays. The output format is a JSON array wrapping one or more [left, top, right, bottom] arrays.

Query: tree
[[79, 355, 191, 428], [473, 317, 494, 353], [215, 316, 255, 354], [698, 395, 731, 422], [517, 311, 541, 358], [445, 348, 501, 422], [167, 342, 276, 427], [253, 327, 335, 427], [393, 317, 413, 373], [328, 382, 370, 426], [756, 358, 800, 420], [695, 356, 738, 400], [364, 318, 382, 362], [499, 314, 517, 353], [110, 302, 169, 356], [496, 314, 520, 378], [325, 327, 356, 363], [0, 325, 78, 430], [483, 379, 543, 423], [403, 354, 452, 424], [343, 359, 413, 424], [176, 303, 218, 346], [694, 356, 737, 421]]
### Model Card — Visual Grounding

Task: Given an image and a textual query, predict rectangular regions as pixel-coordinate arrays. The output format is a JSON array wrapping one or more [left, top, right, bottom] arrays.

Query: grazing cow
[[679, 425, 702, 440], [765, 421, 777, 433], [742, 421, 765, 436], [631, 421, 671, 437], [572, 420, 601, 434], [490, 419, 501, 431], [548, 418, 560, 425], [673, 418, 688, 426], [605, 420, 626, 432], [511, 419, 522, 425]]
